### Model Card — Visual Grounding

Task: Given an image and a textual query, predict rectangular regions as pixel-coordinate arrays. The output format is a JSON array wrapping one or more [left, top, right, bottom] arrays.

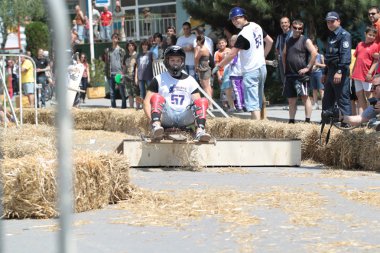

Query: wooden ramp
[[117, 139, 301, 168]]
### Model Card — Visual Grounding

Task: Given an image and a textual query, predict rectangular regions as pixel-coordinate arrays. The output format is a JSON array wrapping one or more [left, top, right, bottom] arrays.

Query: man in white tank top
[[214, 7, 273, 120], [143, 46, 211, 142]]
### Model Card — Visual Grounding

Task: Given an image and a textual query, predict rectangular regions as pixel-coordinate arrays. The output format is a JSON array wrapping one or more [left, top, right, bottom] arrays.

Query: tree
[[0, 0, 46, 49], [25, 21, 49, 57], [182, 0, 378, 45]]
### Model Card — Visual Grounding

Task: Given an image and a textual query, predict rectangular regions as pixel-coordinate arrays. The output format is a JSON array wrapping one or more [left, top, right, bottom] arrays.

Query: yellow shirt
[[21, 59, 35, 83]]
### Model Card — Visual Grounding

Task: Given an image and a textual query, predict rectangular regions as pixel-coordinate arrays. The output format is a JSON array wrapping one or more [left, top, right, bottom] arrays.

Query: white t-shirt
[[238, 22, 266, 73], [156, 72, 199, 111], [176, 34, 196, 66]]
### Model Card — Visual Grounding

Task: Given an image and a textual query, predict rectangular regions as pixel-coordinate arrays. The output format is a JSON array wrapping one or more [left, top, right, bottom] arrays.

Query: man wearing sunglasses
[[368, 6, 380, 42], [282, 20, 317, 123], [322, 11, 352, 123]]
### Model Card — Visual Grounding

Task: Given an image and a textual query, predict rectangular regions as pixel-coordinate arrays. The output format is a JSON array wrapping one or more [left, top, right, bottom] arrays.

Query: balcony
[[124, 14, 176, 40]]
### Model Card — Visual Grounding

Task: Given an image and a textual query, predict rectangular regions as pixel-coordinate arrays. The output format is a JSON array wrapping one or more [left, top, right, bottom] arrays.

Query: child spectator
[[352, 26, 378, 115], [214, 38, 231, 108], [310, 42, 325, 110], [228, 35, 244, 112], [135, 39, 153, 102]]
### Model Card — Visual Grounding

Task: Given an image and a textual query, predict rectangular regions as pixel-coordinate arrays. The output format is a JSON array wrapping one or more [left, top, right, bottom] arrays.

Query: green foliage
[[90, 59, 107, 87], [25, 22, 49, 56]]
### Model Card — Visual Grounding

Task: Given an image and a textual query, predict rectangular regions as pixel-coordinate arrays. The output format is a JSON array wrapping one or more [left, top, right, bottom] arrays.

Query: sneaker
[[151, 124, 164, 140], [227, 108, 236, 113], [312, 104, 319, 110], [282, 106, 289, 110], [195, 129, 211, 142]]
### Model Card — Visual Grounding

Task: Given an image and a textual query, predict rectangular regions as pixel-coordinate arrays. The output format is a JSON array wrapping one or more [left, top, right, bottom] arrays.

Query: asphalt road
[[2, 166, 380, 253]]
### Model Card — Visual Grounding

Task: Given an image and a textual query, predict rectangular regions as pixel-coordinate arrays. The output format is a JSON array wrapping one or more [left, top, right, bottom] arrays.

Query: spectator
[[75, 5, 85, 44], [78, 53, 90, 104], [163, 25, 177, 50], [71, 20, 80, 45], [322, 11, 352, 119], [123, 40, 139, 108], [142, 7, 152, 36], [176, 22, 197, 78], [310, 42, 326, 110], [100, 6, 113, 42], [215, 7, 273, 120], [193, 26, 214, 56], [228, 35, 244, 112], [20, 55, 35, 107], [84, 16, 90, 42], [166, 25, 176, 37], [342, 77, 380, 127], [150, 32, 164, 60], [352, 26, 378, 115], [214, 37, 231, 108], [105, 33, 126, 108], [143, 46, 211, 142], [195, 35, 213, 106], [282, 20, 317, 123], [113, 2, 125, 37], [166, 34, 177, 49], [92, 4, 101, 40], [275, 17, 293, 84], [368, 6, 380, 42], [135, 39, 153, 101], [34, 48, 50, 108]]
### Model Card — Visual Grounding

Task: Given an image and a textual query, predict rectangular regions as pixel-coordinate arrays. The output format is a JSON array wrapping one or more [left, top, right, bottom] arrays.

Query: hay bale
[[0, 124, 56, 159], [103, 109, 149, 134], [1, 151, 130, 219], [72, 108, 108, 130]]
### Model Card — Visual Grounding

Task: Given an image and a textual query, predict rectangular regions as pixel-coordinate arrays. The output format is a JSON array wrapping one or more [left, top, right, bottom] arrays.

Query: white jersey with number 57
[[156, 72, 199, 112]]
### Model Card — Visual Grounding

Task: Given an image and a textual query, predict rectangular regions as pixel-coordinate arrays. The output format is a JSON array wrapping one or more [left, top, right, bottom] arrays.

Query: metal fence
[[124, 15, 176, 40]]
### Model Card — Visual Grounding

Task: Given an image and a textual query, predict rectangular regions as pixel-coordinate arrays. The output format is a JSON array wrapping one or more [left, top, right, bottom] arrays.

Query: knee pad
[[193, 97, 208, 120], [150, 93, 166, 114]]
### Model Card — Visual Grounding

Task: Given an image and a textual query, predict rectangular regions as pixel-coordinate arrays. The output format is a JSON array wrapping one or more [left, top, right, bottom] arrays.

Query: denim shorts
[[243, 65, 267, 111], [161, 104, 195, 128], [310, 71, 324, 90], [362, 106, 378, 121], [22, 82, 35, 94]]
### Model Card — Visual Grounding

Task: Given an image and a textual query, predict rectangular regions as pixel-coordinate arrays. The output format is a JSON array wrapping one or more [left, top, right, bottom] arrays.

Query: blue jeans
[[243, 65, 267, 112], [185, 65, 196, 79], [77, 25, 84, 42], [109, 75, 127, 108], [100, 25, 111, 41], [139, 80, 150, 99], [161, 105, 195, 128], [37, 75, 47, 106]]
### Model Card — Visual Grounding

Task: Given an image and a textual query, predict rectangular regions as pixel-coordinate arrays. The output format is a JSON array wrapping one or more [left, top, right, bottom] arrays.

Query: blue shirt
[[325, 26, 351, 70]]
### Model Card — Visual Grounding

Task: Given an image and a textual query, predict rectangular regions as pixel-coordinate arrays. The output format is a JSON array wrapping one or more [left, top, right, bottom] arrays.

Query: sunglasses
[[292, 26, 303, 31], [368, 12, 377, 16]]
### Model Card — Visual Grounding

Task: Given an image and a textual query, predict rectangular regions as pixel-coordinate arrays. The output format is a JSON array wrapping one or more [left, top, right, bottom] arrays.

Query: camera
[[368, 97, 378, 107], [321, 107, 340, 123]]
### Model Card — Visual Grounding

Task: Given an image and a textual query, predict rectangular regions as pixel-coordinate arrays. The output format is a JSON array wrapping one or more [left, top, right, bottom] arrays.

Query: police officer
[[322, 11, 352, 117]]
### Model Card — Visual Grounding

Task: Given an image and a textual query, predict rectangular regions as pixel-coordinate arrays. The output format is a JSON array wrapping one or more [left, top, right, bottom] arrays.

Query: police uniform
[[323, 26, 352, 116]]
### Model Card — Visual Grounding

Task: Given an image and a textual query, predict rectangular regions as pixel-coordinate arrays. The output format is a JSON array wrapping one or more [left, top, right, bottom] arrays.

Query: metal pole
[[44, 1, 75, 253], [0, 145, 4, 253], [87, 0, 95, 62]]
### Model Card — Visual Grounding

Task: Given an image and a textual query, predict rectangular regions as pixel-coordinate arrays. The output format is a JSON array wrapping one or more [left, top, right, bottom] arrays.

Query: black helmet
[[164, 45, 185, 77]]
